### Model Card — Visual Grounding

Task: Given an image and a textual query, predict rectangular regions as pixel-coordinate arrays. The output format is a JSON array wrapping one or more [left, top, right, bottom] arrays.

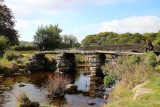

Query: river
[[0, 67, 106, 107]]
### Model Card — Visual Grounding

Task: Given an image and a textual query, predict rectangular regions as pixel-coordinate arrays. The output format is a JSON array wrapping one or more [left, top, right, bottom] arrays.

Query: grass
[[104, 52, 160, 107], [104, 73, 160, 107], [104, 74, 160, 107], [46, 74, 71, 97]]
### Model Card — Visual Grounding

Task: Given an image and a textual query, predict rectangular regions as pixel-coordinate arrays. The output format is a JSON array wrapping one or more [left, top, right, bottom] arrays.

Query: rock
[[81, 90, 90, 96], [88, 102, 96, 105], [14, 73, 22, 75], [133, 81, 152, 100], [133, 81, 148, 93], [19, 69, 31, 74], [133, 88, 152, 99], [66, 84, 78, 94], [19, 84, 25, 87], [20, 101, 40, 107]]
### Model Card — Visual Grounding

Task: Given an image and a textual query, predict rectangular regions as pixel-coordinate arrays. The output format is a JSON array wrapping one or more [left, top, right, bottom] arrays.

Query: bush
[[145, 52, 157, 67], [155, 65, 160, 72], [46, 74, 71, 97], [128, 55, 140, 64], [11, 45, 38, 51], [104, 72, 118, 87], [117, 57, 123, 64], [0, 36, 9, 56], [16, 91, 39, 107], [44, 58, 56, 71], [3, 50, 22, 61]]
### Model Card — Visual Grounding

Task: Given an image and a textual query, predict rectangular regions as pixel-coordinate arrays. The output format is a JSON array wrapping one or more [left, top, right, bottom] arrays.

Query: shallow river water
[[0, 67, 106, 107]]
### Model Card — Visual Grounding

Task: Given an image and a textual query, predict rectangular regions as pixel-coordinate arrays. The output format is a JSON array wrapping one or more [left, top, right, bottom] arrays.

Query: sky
[[3, 0, 160, 42]]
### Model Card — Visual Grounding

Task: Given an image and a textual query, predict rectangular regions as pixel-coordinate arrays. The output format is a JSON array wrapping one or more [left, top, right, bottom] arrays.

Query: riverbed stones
[[20, 101, 40, 107], [66, 84, 78, 94]]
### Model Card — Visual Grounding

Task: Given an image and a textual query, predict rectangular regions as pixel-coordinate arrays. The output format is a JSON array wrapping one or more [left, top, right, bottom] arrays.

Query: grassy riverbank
[[104, 52, 160, 107], [105, 73, 160, 107]]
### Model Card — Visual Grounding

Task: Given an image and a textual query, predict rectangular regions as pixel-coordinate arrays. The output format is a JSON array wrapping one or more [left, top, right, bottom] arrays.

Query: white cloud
[[5, 0, 138, 18], [98, 15, 160, 33]]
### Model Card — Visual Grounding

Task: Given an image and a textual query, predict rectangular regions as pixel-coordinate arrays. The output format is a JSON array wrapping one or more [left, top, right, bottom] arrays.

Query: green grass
[[104, 73, 160, 107]]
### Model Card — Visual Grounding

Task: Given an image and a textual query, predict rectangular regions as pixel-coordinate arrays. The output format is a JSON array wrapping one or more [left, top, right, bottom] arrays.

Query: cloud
[[5, 0, 138, 18], [98, 15, 160, 33]]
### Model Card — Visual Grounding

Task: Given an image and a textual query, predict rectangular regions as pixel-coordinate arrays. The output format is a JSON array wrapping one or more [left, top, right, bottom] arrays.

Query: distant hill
[[19, 41, 34, 46]]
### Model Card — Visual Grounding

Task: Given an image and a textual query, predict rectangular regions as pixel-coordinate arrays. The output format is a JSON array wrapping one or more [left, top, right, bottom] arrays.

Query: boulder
[[133, 81, 152, 99], [20, 101, 39, 107], [66, 84, 78, 94]]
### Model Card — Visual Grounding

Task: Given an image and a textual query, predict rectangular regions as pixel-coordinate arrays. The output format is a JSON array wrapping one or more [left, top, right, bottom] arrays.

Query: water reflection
[[0, 67, 105, 107], [75, 67, 90, 91]]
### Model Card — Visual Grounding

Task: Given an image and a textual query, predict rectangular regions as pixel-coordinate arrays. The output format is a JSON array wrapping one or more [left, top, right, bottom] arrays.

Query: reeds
[[46, 74, 71, 97]]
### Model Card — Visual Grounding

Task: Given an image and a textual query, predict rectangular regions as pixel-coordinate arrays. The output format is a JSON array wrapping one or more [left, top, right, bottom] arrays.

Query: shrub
[[145, 52, 157, 67], [3, 50, 21, 61], [104, 72, 118, 87], [117, 56, 123, 64], [46, 74, 71, 97], [9, 61, 19, 72], [0, 36, 9, 56], [11, 45, 38, 51], [16, 91, 30, 104], [44, 57, 56, 71], [155, 65, 160, 73], [128, 55, 140, 64], [16, 91, 39, 107]]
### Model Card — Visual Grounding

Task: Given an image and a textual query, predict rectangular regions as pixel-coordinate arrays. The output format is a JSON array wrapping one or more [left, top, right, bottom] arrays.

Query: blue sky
[[4, 0, 160, 42]]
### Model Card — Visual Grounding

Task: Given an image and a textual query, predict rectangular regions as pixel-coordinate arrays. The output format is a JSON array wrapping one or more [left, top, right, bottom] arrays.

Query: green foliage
[[128, 55, 141, 64], [81, 34, 95, 46], [11, 45, 38, 51], [4, 50, 20, 61], [34, 24, 62, 50], [61, 34, 80, 48], [0, 36, 9, 56], [117, 57, 124, 64], [145, 52, 157, 67], [44, 58, 56, 71], [19, 40, 34, 46], [81, 31, 159, 47], [104, 72, 118, 87], [155, 65, 160, 73], [0, 5, 19, 45]]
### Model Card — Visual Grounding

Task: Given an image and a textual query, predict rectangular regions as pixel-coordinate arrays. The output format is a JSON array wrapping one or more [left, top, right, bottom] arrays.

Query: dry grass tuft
[[46, 74, 71, 97]]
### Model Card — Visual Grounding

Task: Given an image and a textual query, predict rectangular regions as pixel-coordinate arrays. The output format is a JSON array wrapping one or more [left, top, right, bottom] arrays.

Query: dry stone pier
[[56, 53, 76, 73]]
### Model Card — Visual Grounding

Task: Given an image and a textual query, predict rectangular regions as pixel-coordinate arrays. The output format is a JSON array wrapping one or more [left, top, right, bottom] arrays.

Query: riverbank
[[103, 52, 160, 107], [105, 73, 160, 107]]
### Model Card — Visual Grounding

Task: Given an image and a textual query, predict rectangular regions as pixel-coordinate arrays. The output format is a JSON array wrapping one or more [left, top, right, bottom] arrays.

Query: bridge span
[[29, 50, 147, 77], [34, 50, 145, 55]]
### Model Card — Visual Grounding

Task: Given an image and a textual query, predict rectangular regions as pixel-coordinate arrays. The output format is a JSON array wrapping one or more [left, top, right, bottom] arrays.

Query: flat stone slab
[[133, 81, 152, 100], [133, 88, 152, 99]]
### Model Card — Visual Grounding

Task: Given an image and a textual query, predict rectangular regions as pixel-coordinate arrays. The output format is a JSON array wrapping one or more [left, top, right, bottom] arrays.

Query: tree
[[0, 36, 9, 55], [0, 4, 19, 45], [61, 34, 80, 48], [81, 34, 95, 47], [34, 24, 62, 50]]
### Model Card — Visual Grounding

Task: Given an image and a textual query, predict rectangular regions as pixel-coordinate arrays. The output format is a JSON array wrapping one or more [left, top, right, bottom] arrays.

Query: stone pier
[[89, 54, 105, 77], [56, 53, 76, 73]]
